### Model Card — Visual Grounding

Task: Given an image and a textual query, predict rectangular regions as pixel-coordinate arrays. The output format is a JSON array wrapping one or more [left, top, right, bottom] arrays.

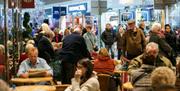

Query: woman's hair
[[151, 67, 176, 88], [165, 24, 171, 29], [99, 48, 110, 57], [64, 28, 70, 36], [0, 80, 11, 91], [78, 58, 93, 83], [0, 45, 5, 55]]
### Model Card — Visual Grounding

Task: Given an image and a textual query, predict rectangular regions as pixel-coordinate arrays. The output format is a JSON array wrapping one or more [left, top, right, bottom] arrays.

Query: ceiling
[[154, 0, 179, 9]]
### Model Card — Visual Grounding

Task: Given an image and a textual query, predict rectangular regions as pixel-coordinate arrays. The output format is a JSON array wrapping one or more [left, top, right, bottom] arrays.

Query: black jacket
[[58, 32, 91, 64], [101, 29, 116, 45], [37, 35, 55, 63]]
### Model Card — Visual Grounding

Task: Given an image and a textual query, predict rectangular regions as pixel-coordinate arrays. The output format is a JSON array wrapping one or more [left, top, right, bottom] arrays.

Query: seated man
[[128, 42, 172, 74], [17, 47, 53, 78]]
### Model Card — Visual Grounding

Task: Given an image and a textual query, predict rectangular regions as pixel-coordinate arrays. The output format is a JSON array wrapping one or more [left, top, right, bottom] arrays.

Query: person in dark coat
[[164, 24, 177, 58], [116, 25, 124, 59], [58, 30, 91, 84], [37, 32, 55, 64], [101, 23, 116, 58], [149, 23, 175, 65], [122, 20, 146, 60]]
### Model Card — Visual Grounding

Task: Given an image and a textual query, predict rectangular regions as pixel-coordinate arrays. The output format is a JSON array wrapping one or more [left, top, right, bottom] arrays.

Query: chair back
[[97, 74, 118, 91]]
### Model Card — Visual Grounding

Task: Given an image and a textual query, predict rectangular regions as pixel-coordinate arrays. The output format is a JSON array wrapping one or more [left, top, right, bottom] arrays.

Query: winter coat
[[101, 29, 116, 45], [122, 28, 146, 56], [128, 54, 173, 74], [165, 31, 176, 51], [93, 55, 115, 74], [149, 32, 173, 59], [37, 35, 55, 64], [116, 32, 123, 49], [58, 32, 91, 64], [83, 32, 96, 52]]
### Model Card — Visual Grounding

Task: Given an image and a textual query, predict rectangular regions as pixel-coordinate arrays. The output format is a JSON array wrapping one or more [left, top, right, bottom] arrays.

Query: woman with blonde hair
[[93, 48, 115, 74]]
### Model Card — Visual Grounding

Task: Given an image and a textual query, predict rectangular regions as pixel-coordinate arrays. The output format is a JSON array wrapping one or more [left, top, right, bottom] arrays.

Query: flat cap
[[127, 19, 135, 24]]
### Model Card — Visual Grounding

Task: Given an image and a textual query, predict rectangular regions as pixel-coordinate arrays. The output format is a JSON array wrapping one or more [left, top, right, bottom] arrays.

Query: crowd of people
[[0, 12, 180, 91]]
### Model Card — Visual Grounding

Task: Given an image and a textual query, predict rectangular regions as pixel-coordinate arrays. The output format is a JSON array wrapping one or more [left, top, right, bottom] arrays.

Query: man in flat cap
[[122, 19, 146, 60]]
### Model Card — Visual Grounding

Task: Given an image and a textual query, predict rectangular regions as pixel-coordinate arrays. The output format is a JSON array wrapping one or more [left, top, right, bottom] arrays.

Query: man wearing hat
[[122, 20, 146, 60]]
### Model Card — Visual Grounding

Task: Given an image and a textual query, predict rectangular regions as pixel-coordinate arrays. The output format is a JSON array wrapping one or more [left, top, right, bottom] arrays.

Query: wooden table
[[13, 85, 56, 91], [11, 77, 54, 85]]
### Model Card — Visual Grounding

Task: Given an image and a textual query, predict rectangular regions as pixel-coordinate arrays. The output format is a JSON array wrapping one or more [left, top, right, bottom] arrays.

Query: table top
[[113, 70, 127, 74], [14, 85, 56, 91], [11, 77, 53, 83]]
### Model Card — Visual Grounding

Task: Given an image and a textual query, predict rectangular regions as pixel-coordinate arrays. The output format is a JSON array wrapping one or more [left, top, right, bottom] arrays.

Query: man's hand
[[20, 73, 29, 78]]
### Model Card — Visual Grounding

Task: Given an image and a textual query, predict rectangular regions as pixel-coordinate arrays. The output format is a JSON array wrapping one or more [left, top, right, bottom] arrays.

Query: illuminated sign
[[68, 3, 87, 14]]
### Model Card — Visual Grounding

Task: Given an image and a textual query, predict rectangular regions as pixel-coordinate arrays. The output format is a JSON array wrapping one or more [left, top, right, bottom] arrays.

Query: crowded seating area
[[0, 0, 180, 91]]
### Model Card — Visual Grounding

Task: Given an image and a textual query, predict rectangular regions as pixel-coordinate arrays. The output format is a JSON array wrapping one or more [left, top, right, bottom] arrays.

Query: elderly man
[[128, 42, 172, 74], [122, 20, 146, 60], [17, 47, 53, 78], [149, 22, 174, 65]]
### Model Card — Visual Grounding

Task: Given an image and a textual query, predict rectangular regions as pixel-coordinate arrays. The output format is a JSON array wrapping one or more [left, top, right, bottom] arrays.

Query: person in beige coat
[[65, 58, 100, 91]]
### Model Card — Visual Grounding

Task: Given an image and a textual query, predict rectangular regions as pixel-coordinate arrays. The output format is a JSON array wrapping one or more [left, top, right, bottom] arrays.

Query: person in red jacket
[[93, 48, 115, 74]]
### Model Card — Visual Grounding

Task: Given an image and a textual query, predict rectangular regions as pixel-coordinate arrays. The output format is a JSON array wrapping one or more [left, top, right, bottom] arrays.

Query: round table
[[14, 85, 56, 91]]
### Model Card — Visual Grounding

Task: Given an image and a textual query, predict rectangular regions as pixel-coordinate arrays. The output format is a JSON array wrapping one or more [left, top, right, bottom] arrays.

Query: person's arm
[[17, 61, 29, 78], [128, 57, 143, 74], [140, 29, 146, 51], [41, 58, 53, 76], [122, 32, 127, 56], [71, 77, 99, 91], [101, 32, 107, 43]]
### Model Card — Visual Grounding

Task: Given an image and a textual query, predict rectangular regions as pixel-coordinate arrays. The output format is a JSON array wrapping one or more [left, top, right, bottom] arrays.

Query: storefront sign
[[53, 7, 60, 19], [60, 7, 67, 16], [68, 3, 87, 14]]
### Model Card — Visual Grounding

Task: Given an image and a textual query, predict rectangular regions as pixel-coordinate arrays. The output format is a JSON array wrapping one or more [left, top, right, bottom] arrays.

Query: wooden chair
[[97, 74, 118, 91], [55, 84, 70, 91], [176, 77, 180, 91]]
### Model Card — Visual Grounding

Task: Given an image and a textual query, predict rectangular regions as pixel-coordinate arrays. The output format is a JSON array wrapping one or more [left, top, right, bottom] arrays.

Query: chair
[[176, 77, 180, 91], [55, 84, 70, 91], [97, 74, 118, 91]]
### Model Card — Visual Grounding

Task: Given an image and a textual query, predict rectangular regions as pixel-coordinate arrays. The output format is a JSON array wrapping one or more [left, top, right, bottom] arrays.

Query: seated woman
[[65, 58, 100, 91], [93, 48, 115, 74]]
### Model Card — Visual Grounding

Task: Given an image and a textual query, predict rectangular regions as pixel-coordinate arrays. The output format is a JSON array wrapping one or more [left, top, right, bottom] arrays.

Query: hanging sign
[[68, 3, 87, 14], [53, 7, 60, 19], [8, 0, 35, 8], [21, 0, 35, 8]]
